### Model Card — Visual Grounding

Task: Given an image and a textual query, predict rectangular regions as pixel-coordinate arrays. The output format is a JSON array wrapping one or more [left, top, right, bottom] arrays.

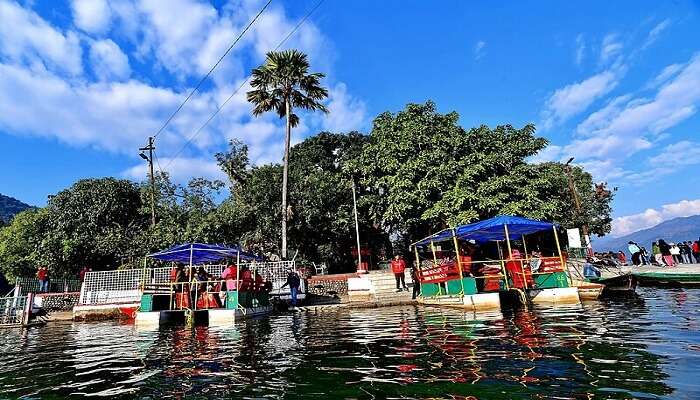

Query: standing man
[[692, 240, 700, 264], [281, 269, 301, 307], [36, 266, 49, 293], [410, 263, 421, 299], [391, 254, 408, 292]]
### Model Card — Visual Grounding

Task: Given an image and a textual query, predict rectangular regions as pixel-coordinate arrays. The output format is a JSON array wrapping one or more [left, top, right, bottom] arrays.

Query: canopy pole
[[236, 249, 241, 293], [189, 244, 194, 280], [553, 225, 565, 273], [430, 240, 444, 295], [451, 229, 465, 295], [504, 224, 513, 257], [522, 235, 529, 261], [413, 245, 421, 296]]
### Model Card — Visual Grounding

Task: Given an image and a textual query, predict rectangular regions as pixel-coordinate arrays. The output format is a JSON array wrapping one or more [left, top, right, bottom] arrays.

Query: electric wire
[[151, 0, 272, 140], [163, 0, 326, 170]]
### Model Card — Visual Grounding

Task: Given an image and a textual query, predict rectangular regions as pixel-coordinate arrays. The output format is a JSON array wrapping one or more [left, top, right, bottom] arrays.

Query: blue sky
[[1, 0, 699, 237]]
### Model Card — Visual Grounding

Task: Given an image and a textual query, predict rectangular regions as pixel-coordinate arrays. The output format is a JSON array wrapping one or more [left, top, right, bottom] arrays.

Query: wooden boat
[[570, 279, 604, 300], [596, 273, 637, 294], [634, 270, 700, 287], [566, 260, 637, 297]]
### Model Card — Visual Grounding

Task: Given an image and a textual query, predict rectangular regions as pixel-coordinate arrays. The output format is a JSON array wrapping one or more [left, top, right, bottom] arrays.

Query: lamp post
[[564, 157, 590, 254], [351, 177, 364, 273]]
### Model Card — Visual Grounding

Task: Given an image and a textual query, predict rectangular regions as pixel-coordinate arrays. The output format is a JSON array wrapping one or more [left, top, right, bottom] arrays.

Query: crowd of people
[[168, 263, 286, 309], [621, 238, 700, 267]]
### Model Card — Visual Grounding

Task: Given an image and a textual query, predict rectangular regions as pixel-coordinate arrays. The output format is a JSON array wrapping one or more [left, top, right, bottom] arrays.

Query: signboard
[[419, 259, 462, 284], [567, 228, 582, 248]]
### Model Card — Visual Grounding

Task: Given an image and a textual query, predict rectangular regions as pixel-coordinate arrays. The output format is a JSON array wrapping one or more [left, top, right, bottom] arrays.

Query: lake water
[[1, 287, 699, 399]]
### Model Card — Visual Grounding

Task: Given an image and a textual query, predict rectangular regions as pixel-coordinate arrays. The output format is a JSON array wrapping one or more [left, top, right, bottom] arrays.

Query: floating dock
[[632, 264, 700, 286]]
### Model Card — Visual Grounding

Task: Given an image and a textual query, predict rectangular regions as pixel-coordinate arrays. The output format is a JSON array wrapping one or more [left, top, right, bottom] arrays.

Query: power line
[[163, 0, 326, 170], [151, 0, 272, 140]]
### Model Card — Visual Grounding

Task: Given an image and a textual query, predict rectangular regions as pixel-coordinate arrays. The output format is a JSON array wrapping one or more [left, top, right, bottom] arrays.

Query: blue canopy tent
[[411, 215, 566, 294], [413, 215, 559, 247], [147, 243, 263, 265]]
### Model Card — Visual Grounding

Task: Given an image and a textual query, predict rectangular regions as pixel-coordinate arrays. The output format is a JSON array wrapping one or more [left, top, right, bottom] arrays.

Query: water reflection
[[0, 288, 697, 398]]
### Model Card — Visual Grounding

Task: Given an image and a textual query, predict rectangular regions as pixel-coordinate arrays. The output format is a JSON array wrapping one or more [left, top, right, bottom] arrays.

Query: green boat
[[634, 271, 700, 287]]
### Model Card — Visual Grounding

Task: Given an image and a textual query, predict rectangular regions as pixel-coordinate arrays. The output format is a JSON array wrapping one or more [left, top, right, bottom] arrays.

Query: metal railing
[[0, 295, 27, 326], [78, 261, 302, 306], [418, 256, 567, 297], [79, 269, 149, 306], [143, 279, 272, 312], [15, 277, 81, 296]]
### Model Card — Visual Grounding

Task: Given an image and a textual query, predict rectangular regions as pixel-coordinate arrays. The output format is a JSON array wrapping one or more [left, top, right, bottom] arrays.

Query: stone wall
[[36, 292, 80, 312], [307, 273, 356, 297]]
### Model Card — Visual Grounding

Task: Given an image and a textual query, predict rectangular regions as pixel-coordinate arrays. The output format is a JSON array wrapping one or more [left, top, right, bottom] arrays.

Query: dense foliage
[[0, 101, 614, 279], [352, 102, 614, 248]]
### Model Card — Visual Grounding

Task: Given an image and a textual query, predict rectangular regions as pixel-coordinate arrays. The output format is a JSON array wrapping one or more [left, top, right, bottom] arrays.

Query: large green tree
[[247, 49, 329, 259], [352, 101, 613, 245], [0, 209, 49, 280]]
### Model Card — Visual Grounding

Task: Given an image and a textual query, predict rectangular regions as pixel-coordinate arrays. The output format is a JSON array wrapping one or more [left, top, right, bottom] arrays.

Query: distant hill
[[0, 193, 32, 223], [593, 215, 700, 253]]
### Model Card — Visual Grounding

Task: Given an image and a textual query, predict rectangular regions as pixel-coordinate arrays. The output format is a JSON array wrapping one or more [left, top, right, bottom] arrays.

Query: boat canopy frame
[[411, 215, 566, 297]]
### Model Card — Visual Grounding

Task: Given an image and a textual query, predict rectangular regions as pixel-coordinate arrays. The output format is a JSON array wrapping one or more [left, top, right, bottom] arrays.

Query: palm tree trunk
[[281, 97, 291, 259]]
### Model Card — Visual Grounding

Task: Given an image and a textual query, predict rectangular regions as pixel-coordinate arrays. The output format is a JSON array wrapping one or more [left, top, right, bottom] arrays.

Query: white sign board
[[567, 228, 582, 248]]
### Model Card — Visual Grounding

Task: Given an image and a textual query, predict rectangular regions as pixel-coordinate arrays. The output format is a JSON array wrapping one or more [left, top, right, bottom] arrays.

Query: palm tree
[[247, 49, 328, 259]]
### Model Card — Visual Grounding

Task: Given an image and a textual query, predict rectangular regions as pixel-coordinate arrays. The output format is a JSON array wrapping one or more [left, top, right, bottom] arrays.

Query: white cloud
[[599, 34, 623, 65], [474, 40, 486, 60], [574, 34, 585, 66], [612, 199, 700, 236], [558, 53, 700, 185], [643, 19, 671, 49], [575, 54, 700, 145], [123, 156, 225, 183], [541, 69, 620, 129], [71, 0, 111, 34], [0, 0, 82, 75], [321, 82, 367, 132], [0, 0, 365, 188], [528, 145, 563, 164], [89, 39, 131, 80], [648, 140, 700, 167], [0, 62, 181, 151], [646, 62, 684, 89]]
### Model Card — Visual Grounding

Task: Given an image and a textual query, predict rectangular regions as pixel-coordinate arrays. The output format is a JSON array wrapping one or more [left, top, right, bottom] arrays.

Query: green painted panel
[[226, 291, 239, 309], [421, 283, 441, 297], [445, 278, 478, 295], [140, 294, 153, 312], [534, 272, 569, 289], [462, 277, 478, 295]]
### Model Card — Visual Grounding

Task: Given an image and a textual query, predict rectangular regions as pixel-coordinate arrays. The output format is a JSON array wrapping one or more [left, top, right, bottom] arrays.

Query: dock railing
[[15, 277, 81, 296], [418, 256, 568, 298], [0, 294, 28, 327], [142, 278, 272, 312], [78, 261, 302, 307]]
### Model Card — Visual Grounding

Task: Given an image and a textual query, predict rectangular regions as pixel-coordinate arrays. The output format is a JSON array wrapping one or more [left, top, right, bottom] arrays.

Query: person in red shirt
[[36, 266, 49, 293], [391, 254, 408, 292]]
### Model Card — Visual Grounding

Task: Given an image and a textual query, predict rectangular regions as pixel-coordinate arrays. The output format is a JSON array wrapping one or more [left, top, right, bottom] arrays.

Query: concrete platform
[[135, 306, 273, 328], [630, 263, 700, 286]]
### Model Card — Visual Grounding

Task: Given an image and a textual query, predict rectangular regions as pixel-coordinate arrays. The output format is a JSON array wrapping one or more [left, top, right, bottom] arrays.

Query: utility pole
[[139, 137, 156, 227], [564, 157, 590, 253], [351, 177, 363, 273]]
